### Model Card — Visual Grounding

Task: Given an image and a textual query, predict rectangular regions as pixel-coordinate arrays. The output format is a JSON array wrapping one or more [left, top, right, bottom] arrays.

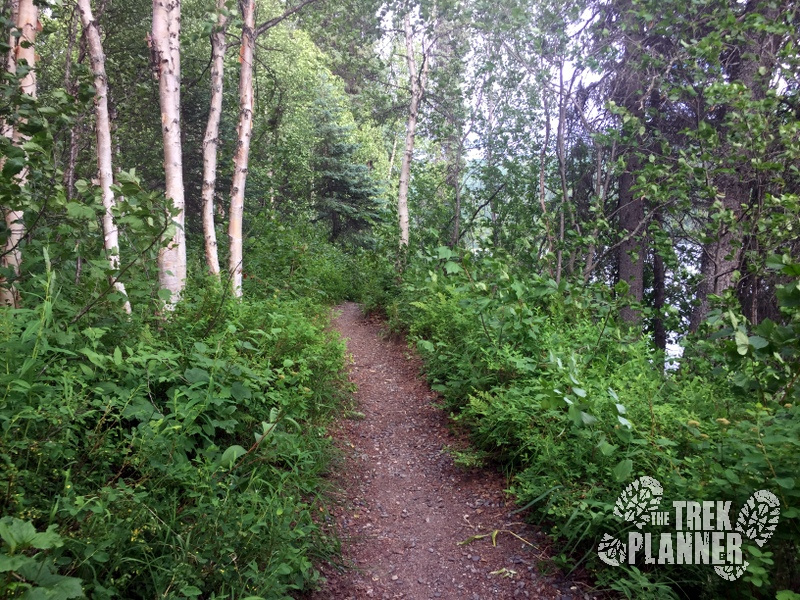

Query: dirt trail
[[312, 303, 586, 600]]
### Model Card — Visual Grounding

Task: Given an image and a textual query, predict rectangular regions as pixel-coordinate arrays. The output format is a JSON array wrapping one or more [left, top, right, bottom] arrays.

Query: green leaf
[[0, 518, 63, 553], [18, 571, 84, 599], [735, 330, 750, 355], [220, 445, 246, 468], [0, 554, 31, 572], [418, 339, 434, 353], [230, 381, 251, 402], [436, 246, 454, 260], [775, 477, 795, 489], [66, 202, 96, 220], [572, 387, 587, 398], [748, 335, 768, 349], [612, 459, 633, 482], [443, 261, 462, 274], [184, 368, 210, 384], [2, 157, 25, 177], [598, 440, 618, 456], [180, 586, 202, 597]]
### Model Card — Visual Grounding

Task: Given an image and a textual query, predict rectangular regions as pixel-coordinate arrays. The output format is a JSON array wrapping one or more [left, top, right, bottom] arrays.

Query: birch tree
[[1, 0, 36, 308], [202, 0, 319, 280], [227, 0, 255, 298], [201, 0, 228, 277], [152, 0, 186, 305], [397, 11, 429, 249], [77, 0, 132, 314], [1, 0, 18, 138]]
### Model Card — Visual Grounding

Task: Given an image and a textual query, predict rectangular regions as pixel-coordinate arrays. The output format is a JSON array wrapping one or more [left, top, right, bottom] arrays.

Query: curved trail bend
[[313, 303, 587, 600]]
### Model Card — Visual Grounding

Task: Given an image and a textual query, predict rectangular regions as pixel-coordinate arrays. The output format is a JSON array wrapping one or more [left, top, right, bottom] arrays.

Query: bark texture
[[228, 0, 255, 297], [1, 0, 35, 308], [153, 0, 186, 306], [689, 0, 782, 330], [201, 0, 227, 277], [78, 0, 132, 314], [617, 162, 644, 324], [2, 0, 19, 135], [397, 13, 427, 249]]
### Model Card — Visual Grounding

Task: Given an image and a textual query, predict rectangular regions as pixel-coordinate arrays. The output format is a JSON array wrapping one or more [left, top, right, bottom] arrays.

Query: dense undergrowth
[[0, 226, 360, 599], [374, 247, 800, 599]]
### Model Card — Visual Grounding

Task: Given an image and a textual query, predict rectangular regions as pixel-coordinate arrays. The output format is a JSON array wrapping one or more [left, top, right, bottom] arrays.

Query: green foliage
[[0, 268, 348, 599], [242, 219, 364, 304], [310, 82, 382, 243], [0, 517, 83, 599], [388, 247, 800, 598]]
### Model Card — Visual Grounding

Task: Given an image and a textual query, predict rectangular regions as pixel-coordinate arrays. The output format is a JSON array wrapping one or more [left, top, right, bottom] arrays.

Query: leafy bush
[[242, 219, 358, 304], [0, 266, 348, 599], [388, 246, 800, 599]]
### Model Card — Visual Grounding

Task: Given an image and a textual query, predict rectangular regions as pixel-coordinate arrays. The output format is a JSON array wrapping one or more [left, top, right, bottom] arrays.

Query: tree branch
[[458, 183, 506, 242], [70, 216, 171, 323], [253, 0, 319, 38]]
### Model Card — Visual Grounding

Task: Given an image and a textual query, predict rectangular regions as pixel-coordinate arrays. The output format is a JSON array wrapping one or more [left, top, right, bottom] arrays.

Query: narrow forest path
[[312, 303, 587, 600]]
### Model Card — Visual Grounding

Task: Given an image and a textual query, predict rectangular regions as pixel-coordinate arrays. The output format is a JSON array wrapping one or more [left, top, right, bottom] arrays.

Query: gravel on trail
[[311, 302, 595, 600]]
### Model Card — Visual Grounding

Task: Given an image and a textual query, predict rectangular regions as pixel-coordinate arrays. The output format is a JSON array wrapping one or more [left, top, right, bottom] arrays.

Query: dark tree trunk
[[653, 248, 667, 351], [689, 0, 782, 329], [618, 159, 644, 324]]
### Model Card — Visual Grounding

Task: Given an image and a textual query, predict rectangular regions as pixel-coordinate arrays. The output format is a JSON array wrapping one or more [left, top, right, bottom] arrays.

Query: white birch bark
[[397, 13, 427, 249], [77, 0, 132, 314], [1, 0, 18, 141], [1, 0, 35, 308], [152, 0, 186, 306], [228, 0, 255, 298], [201, 0, 227, 277]]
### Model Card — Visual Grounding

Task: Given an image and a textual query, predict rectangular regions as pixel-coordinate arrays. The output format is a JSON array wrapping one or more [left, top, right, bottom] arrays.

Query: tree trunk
[[689, 0, 781, 330], [583, 146, 612, 283], [77, 0, 132, 314], [228, 0, 255, 298], [653, 245, 667, 351], [618, 160, 644, 324], [387, 133, 398, 181], [449, 157, 461, 247], [447, 134, 463, 247], [538, 93, 550, 220], [1, 0, 35, 308], [62, 7, 81, 201], [689, 177, 748, 331], [201, 0, 227, 277], [2, 0, 18, 104], [555, 65, 570, 284], [397, 13, 427, 249], [152, 0, 186, 306]]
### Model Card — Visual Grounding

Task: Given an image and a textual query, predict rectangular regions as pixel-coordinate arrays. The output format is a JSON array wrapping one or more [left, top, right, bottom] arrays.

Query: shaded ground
[[313, 302, 593, 600]]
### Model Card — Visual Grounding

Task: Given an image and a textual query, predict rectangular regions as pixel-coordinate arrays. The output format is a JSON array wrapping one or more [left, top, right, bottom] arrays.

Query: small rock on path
[[312, 303, 589, 600]]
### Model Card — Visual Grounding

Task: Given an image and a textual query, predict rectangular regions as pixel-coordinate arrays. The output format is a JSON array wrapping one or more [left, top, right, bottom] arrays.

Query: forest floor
[[310, 302, 595, 600]]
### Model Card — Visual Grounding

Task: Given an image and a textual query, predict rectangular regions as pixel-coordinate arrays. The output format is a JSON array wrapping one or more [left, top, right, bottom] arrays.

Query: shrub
[[389, 246, 800, 599], [0, 268, 348, 599]]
